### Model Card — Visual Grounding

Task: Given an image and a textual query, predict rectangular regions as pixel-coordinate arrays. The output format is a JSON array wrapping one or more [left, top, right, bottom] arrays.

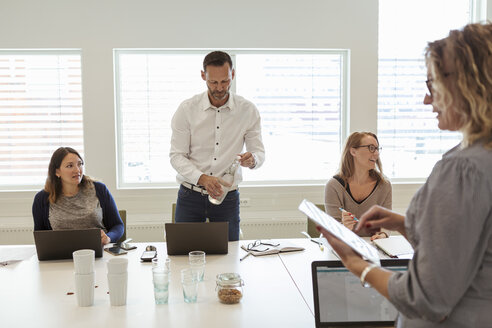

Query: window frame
[[0, 49, 84, 192], [114, 48, 350, 189], [376, 0, 485, 183]]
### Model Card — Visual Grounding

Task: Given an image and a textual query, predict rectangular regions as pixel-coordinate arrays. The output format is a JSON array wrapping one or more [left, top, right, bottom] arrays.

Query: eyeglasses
[[425, 72, 454, 97], [355, 145, 381, 153], [247, 240, 280, 252]]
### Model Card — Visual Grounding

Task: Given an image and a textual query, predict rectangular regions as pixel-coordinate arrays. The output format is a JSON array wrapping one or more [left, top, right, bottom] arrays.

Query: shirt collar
[[199, 91, 235, 112]]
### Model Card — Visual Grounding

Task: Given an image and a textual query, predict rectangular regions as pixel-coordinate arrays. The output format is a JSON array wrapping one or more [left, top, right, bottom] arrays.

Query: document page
[[298, 199, 380, 265]]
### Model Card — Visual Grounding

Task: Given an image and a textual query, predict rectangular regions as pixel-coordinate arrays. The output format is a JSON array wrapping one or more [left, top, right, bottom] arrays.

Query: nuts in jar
[[216, 272, 244, 304]]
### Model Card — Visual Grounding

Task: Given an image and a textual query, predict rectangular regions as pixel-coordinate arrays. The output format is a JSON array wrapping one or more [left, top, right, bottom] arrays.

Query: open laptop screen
[[312, 259, 409, 327], [165, 222, 229, 255], [33, 228, 102, 261]]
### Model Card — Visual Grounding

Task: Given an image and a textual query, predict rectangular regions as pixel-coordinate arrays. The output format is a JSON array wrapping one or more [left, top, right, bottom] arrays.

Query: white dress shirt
[[170, 91, 265, 186]]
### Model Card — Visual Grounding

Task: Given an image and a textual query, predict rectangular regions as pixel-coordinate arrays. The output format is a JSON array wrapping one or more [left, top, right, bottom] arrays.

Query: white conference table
[[0, 238, 337, 328]]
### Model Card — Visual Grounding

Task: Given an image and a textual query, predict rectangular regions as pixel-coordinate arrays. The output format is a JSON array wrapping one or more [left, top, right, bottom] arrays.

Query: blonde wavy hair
[[425, 22, 492, 148], [337, 132, 385, 185]]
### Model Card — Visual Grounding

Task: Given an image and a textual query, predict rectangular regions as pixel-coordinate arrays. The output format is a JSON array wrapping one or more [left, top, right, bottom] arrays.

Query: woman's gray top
[[49, 184, 105, 232], [388, 141, 492, 327]]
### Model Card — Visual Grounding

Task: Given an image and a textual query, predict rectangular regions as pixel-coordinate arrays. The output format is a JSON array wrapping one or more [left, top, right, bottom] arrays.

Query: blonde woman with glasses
[[319, 23, 492, 327], [324, 131, 391, 240]]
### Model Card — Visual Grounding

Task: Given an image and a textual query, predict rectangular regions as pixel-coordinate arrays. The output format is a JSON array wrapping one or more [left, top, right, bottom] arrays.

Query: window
[[115, 50, 348, 187], [0, 50, 83, 190], [377, 0, 475, 180]]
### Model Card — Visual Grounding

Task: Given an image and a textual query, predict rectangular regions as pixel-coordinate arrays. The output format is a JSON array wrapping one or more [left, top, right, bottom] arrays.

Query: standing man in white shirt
[[170, 51, 265, 241]]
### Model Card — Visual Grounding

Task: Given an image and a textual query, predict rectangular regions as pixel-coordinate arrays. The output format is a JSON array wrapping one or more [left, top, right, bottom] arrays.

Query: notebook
[[165, 222, 229, 255], [33, 228, 102, 261], [240, 240, 304, 256], [373, 236, 414, 259], [312, 259, 409, 327]]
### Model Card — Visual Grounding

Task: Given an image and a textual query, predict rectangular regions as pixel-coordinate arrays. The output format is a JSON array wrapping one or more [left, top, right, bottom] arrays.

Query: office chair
[[117, 209, 127, 243], [306, 204, 324, 238]]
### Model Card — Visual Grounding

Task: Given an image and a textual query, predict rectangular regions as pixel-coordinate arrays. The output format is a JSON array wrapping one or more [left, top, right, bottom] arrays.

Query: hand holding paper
[[299, 199, 380, 265]]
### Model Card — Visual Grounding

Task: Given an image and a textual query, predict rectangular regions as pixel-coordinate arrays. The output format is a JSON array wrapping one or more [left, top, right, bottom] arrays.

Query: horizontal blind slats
[[0, 51, 84, 188]]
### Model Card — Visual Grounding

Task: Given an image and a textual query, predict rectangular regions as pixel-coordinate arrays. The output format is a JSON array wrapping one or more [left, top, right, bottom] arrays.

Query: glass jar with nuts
[[216, 272, 244, 304]]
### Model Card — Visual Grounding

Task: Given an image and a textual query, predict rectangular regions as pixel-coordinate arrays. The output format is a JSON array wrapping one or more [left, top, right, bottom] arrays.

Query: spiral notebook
[[240, 241, 304, 256], [372, 236, 414, 259]]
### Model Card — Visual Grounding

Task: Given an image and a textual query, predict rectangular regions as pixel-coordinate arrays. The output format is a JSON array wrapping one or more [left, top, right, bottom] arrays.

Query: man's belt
[[181, 182, 238, 195]]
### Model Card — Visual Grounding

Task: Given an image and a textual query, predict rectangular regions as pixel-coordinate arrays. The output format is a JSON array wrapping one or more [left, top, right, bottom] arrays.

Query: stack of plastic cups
[[107, 257, 128, 306], [72, 249, 96, 307], [152, 257, 171, 304]]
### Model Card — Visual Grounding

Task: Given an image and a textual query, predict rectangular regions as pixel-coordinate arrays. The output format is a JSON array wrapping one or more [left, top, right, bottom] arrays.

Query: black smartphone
[[105, 246, 128, 256], [140, 250, 157, 262]]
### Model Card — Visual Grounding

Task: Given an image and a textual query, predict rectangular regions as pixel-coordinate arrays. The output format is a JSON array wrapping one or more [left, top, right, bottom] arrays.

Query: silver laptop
[[165, 222, 229, 255], [33, 228, 102, 261], [312, 259, 409, 327]]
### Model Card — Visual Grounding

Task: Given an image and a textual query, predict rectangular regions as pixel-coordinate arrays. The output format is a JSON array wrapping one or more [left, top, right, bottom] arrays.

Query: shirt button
[[216, 143, 219, 145], [210, 172, 213, 175], [214, 158, 216, 160], [217, 126, 219, 129]]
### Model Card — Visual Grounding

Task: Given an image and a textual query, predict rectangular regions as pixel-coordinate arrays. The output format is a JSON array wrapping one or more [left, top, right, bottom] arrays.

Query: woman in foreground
[[319, 23, 492, 327]]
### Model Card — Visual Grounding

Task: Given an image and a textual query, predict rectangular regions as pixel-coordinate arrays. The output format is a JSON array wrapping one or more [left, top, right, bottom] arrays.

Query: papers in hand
[[240, 241, 304, 257], [298, 199, 380, 265], [373, 236, 414, 259]]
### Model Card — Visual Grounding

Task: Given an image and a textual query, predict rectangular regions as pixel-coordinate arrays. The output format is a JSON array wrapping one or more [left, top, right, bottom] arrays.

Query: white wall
[[0, 0, 440, 241]]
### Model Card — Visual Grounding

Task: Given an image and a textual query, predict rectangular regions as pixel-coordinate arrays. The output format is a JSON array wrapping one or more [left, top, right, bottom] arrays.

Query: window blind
[[377, 0, 472, 180], [0, 51, 83, 189], [115, 50, 347, 187]]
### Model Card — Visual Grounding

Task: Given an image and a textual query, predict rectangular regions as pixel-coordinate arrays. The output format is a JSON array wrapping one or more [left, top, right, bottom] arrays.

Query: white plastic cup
[[181, 268, 198, 303], [72, 249, 95, 274], [107, 272, 128, 306], [107, 257, 128, 274], [74, 272, 95, 307]]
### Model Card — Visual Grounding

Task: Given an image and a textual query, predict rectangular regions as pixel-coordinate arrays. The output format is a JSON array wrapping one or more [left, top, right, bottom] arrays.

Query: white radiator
[[0, 218, 308, 245]]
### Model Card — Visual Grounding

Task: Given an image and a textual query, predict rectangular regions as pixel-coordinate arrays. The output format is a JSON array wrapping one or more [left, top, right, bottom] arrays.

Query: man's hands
[[239, 152, 255, 168], [197, 152, 255, 200], [198, 175, 232, 199]]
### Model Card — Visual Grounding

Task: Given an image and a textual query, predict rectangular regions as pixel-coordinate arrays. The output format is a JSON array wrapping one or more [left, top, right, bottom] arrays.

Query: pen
[[339, 207, 359, 221], [312, 239, 325, 251], [240, 252, 252, 262], [309, 238, 323, 246], [300, 231, 324, 251]]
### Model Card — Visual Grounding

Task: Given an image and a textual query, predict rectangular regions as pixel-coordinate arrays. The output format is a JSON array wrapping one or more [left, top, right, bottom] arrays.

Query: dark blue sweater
[[32, 181, 124, 242]]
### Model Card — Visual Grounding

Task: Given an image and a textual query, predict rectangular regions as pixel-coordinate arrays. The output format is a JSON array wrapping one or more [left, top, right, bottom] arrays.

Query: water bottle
[[209, 156, 240, 205]]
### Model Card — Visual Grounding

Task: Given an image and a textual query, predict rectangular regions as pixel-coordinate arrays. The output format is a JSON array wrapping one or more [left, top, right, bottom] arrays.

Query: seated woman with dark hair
[[32, 147, 124, 245], [325, 131, 392, 240]]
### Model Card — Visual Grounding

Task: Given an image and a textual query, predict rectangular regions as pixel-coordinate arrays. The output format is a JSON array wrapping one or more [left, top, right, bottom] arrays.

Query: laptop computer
[[165, 222, 229, 255], [312, 259, 409, 327], [33, 228, 103, 261]]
